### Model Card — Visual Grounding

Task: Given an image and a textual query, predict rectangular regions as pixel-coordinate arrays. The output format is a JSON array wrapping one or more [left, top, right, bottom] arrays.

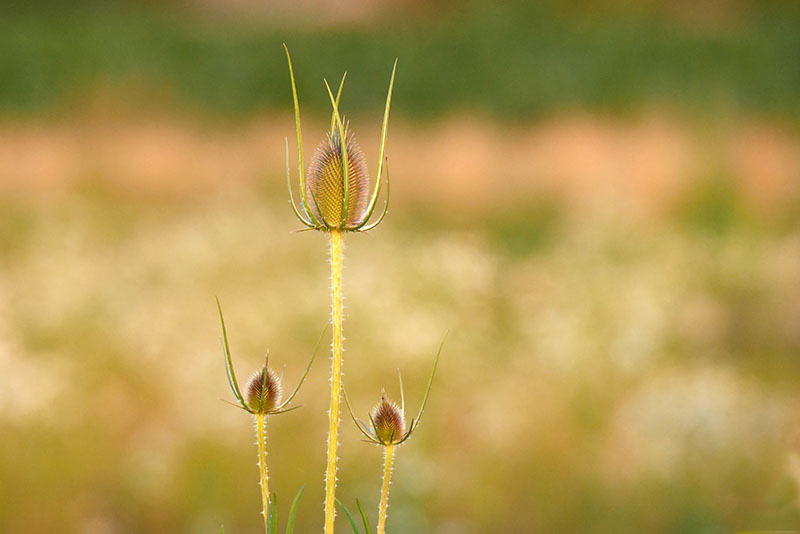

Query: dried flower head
[[371, 394, 406, 445], [343, 334, 447, 447], [245, 360, 283, 414], [284, 44, 396, 232], [217, 297, 324, 416], [306, 125, 370, 227]]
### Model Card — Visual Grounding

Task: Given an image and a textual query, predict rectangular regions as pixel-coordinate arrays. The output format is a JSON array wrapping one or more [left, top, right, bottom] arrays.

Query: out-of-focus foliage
[[0, 176, 799, 532], [1, 1, 799, 533], [0, 0, 799, 119]]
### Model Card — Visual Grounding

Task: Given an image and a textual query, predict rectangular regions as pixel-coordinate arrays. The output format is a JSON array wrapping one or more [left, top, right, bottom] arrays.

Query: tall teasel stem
[[283, 47, 397, 533], [324, 229, 345, 533], [256, 413, 270, 533], [377, 443, 395, 534]]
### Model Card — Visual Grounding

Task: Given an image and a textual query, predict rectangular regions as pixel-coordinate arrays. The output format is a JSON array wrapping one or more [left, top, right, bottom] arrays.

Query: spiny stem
[[377, 444, 395, 534], [324, 229, 345, 534], [256, 413, 270, 533]]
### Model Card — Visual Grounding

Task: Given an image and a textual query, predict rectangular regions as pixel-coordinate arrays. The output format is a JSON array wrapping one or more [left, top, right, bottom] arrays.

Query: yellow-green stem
[[377, 444, 395, 534], [324, 229, 345, 534], [256, 413, 270, 533]]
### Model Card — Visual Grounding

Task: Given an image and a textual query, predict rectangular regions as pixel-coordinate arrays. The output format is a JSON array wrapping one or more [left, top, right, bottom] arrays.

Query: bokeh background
[[1, 0, 800, 532]]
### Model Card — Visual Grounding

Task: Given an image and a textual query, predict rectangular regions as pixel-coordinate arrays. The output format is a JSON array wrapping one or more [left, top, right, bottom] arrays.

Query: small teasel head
[[371, 394, 406, 445], [343, 334, 447, 447], [245, 357, 283, 414], [217, 297, 326, 416], [284, 44, 396, 232]]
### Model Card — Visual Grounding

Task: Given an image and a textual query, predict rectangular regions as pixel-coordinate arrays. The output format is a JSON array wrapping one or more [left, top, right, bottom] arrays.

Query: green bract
[[285, 44, 396, 232], [216, 297, 324, 416], [343, 334, 446, 446]]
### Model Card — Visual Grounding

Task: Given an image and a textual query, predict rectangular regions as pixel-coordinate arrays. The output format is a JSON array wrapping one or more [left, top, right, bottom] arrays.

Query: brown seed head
[[371, 395, 405, 445], [306, 124, 370, 229], [245, 366, 283, 414]]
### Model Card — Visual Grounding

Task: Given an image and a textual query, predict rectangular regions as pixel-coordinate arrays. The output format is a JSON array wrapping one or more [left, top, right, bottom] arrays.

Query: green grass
[[1, 0, 799, 119]]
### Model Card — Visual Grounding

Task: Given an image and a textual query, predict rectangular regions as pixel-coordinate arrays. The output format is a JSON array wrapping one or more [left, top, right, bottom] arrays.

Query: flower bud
[[245, 365, 282, 414], [306, 126, 370, 229], [371, 395, 405, 445]]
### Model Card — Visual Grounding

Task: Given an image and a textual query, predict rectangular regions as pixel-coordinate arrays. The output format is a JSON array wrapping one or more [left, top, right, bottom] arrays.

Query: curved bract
[[284, 44, 396, 232], [342, 334, 447, 446], [216, 297, 325, 417]]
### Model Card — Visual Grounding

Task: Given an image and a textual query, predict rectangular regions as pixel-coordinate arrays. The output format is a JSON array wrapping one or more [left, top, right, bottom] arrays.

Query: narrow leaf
[[336, 499, 360, 534], [285, 486, 305, 534], [356, 499, 372, 534], [268, 493, 278, 534]]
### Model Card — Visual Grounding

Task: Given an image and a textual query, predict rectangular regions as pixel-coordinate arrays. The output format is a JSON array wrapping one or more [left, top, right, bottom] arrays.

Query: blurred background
[[1, 0, 799, 532]]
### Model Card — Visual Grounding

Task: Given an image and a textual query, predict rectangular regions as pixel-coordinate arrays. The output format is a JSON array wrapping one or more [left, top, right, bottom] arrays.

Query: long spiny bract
[[285, 47, 394, 233], [354, 58, 396, 231]]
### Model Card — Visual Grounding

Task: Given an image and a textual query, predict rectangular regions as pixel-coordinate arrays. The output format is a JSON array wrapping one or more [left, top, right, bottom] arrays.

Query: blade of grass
[[336, 499, 360, 534], [285, 486, 305, 534], [268, 493, 278, 534], [356, 499, 372, 534]]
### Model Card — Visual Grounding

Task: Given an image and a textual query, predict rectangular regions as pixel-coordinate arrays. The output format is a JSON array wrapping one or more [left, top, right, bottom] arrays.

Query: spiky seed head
[[245, 366, 282, 414], [306, 124, 370, 229], [372, 395, 405, 445]]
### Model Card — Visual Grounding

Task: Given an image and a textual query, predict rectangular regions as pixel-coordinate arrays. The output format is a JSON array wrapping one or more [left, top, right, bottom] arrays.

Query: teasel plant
[[341, 335, 446, 534], [216, 297, 325, 533], [283, 44, 397, 534]]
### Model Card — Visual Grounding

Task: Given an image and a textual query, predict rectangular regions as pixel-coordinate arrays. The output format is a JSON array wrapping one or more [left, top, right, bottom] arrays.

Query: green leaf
[[285, 486, 305, 534], [336, 499, 360, 534], [356, 499, 372, 534], [268, 494, 278, 534]]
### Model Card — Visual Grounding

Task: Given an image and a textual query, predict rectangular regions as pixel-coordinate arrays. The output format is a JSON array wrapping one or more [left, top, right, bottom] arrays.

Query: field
[[1, 1, 800, 533]]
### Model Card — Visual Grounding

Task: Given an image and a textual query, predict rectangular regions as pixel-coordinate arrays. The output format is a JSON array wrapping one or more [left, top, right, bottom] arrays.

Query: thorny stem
[[324, 229, 345, 534], [256, 413, 270, 533], [377, 444, 395, 534]]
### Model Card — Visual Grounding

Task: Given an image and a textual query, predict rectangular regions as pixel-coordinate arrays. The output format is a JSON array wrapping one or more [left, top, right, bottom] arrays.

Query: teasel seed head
[[217, 297, 327, 417], [284, 45, 396, 232], [245, 362, 283, 414], [371, 395, 406, 445], [306, 125, 370, 228], [342, 333, 447, 447]]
